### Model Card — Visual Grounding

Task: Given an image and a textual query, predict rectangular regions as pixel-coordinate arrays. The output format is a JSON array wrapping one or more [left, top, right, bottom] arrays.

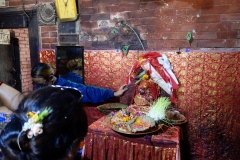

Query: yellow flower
[[139, 58, 146, 63], [142, 74, 149, 80], [123, 116, 131, 122], [26, 112, 35, 118], [135, 117, 141, 124]]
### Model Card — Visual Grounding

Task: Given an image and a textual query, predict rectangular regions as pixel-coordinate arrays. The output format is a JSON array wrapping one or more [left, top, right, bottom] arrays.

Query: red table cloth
[[83, 116, 181, 160]]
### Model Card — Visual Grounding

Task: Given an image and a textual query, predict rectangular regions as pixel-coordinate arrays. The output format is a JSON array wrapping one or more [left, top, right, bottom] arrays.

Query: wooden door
[[0, 38, 21, 93]]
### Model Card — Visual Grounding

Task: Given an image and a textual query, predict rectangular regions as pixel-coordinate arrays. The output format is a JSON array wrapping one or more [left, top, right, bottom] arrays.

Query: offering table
[[83, 116, 181, 160]]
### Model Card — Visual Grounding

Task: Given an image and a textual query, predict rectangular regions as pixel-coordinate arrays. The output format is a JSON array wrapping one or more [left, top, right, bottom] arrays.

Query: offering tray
[[109, 122, 164, 135]]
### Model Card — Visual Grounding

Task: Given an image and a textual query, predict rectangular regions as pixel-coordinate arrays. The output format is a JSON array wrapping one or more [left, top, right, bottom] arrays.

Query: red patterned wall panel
[[84, 50, 240, 160], [39, 49, 240, 159], [84, 50, 144, 90], [163, 52, 239, 160], [39, 49, 56, 69]]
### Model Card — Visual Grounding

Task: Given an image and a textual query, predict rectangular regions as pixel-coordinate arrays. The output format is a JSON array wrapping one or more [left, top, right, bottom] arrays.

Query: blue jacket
[[61, 72, 83, 84], [56, 76, 114, 103]]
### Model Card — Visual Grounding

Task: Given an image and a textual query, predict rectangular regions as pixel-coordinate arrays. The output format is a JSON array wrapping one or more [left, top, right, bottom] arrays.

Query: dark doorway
[[0, 38, 21, 92], [0, 6, 39, 69]]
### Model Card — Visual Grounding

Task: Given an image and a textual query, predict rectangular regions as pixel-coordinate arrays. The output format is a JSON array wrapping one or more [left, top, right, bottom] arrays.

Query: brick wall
[[40, 25, 58, 49], [77, 0, 240, 50], [11, 29, 32, 93], [47, 0, 240, 50], [4, 0, 240, 50]]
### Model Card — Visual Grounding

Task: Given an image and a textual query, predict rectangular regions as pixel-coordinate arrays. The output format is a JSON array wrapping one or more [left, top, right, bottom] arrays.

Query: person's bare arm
[[0, 82, 24, 111]]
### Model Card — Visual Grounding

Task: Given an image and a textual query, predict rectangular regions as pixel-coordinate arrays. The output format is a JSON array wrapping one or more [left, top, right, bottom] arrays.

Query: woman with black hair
[[31, 63, 128, 104], [0, 82, 88, 160]]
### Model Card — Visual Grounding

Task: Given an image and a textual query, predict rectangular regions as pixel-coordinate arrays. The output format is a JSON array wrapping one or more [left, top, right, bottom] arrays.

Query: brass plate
[[109, 123, 164, 135]]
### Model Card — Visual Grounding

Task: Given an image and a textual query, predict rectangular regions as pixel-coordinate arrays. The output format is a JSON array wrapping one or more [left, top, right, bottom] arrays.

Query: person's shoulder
[[56, 76, 67, 84], [62, 72, 77, 78], [57, 76, 85, 87], [69, 72, 79, 77]]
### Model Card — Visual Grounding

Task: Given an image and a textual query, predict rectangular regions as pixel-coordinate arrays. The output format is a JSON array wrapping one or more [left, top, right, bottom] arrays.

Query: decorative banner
[[0, 29, 10, 45]]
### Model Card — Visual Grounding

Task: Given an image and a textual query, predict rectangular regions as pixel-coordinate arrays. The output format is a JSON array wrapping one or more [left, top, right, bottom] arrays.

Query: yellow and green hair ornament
[[35, 107, 52, 123]]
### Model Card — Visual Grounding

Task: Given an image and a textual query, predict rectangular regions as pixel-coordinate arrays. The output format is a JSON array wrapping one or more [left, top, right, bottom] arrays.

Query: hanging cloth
[[127, 52, 179, 102]]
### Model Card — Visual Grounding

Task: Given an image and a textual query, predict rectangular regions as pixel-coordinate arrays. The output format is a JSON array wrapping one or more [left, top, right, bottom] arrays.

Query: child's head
[[0, 85, 88, 160], [67, 58, 82, 72]]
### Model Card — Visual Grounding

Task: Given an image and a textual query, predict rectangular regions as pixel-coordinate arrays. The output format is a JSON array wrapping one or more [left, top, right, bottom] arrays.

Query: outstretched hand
[[114, 84, 128, 97]]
